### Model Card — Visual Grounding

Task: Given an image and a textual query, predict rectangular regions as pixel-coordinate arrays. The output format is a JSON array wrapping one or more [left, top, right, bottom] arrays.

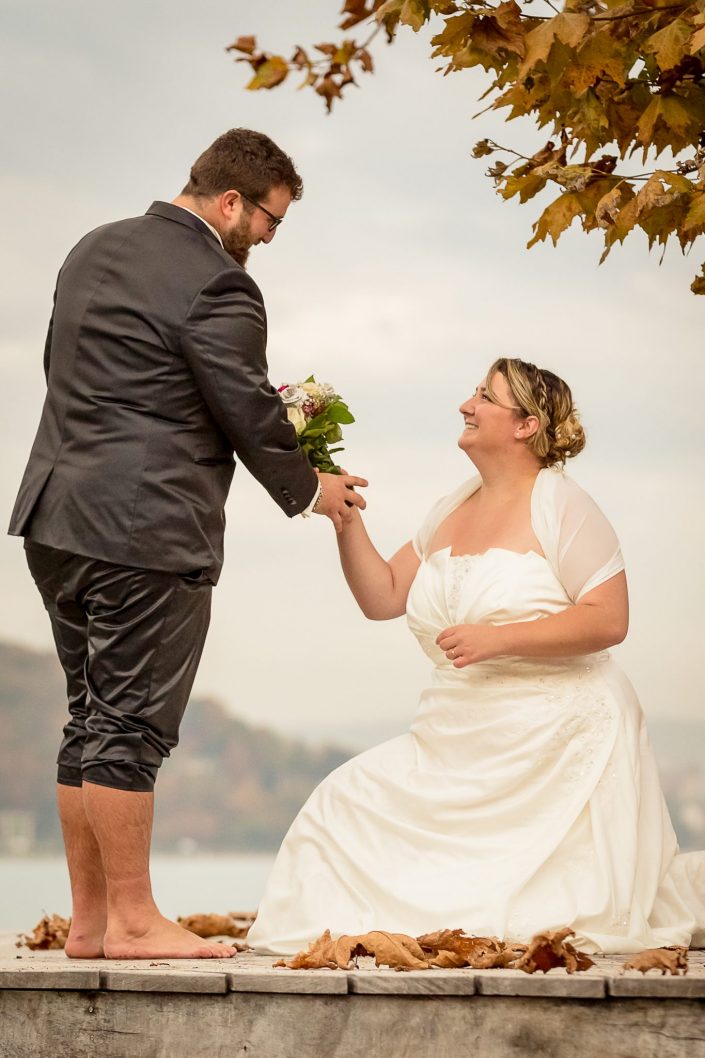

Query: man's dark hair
[[182, 128, 303, 202]]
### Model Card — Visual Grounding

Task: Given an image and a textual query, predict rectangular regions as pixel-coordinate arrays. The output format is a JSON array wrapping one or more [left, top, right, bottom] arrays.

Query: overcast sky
[[1, 0, 703, 749]]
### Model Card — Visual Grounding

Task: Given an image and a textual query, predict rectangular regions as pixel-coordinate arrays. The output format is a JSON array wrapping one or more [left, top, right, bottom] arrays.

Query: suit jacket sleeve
[[43, 283, 58, 383], [180, 267, 318, 516]]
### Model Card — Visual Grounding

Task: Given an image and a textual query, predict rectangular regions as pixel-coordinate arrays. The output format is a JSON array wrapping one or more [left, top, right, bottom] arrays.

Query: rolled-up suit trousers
[[24, 540, 212, 792]]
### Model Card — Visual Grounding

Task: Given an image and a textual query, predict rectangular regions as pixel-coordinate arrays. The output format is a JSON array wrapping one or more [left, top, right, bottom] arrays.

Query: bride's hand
[[436, 624, 505, 667], [314, 469, 368, 533]]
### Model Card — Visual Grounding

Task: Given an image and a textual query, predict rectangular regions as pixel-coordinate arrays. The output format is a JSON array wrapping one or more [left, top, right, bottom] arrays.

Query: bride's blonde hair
[[485, 358, 586, 467]]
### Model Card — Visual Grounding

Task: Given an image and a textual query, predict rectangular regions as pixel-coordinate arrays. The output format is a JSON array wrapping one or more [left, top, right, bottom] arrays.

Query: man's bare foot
[[103, 915, 237, 960], [65, 913, 108, 959], [65, 933, 105, 959]]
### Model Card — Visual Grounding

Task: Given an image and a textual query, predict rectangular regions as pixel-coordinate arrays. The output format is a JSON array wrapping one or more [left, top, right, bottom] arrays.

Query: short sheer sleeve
[[531, 468, 625, 603], [412, 477, 482, 559]]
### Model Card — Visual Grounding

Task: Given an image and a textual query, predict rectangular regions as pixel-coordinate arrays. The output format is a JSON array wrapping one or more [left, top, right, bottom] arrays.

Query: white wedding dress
[[248, 469, 705, 956]]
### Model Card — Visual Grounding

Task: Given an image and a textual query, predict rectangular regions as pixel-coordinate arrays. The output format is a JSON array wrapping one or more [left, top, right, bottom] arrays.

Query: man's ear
[[219, 189, 243, 220]]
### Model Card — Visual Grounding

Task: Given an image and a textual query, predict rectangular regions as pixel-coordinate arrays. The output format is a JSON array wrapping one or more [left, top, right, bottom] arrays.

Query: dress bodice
[[406, 547, 572, 668]]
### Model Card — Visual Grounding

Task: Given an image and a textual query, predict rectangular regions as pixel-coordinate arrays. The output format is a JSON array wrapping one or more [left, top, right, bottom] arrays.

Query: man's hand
[[315, 471, 368, 533], [435, 624, 506, 667]]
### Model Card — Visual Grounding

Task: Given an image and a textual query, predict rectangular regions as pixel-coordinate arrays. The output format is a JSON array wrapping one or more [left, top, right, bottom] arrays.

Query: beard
[[221, 212, 255, 268]]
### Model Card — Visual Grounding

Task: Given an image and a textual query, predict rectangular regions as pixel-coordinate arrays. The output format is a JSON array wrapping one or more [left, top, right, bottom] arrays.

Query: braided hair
[[485, 358, 586, 467]]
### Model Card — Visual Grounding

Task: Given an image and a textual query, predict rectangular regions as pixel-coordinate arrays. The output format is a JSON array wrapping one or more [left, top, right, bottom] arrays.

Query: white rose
[[286, 406, 307, 435], [280, 384, 306, 406]]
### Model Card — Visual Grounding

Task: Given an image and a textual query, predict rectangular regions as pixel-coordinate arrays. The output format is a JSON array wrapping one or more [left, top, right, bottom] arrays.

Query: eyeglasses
[[239, 192, 284, 232]]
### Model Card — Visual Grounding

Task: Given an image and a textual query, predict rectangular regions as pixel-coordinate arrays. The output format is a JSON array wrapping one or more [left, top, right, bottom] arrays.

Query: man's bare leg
[[82, 781, 236, 959], [57, 783, 108, 958]]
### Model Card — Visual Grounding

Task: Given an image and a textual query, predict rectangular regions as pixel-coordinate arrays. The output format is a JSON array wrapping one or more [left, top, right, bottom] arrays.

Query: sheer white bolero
[[412, 466, 625, 603]]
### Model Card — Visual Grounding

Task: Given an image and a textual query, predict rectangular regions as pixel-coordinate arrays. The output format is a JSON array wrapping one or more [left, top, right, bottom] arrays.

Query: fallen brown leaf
[[275, 929, 430, 971], [509, 927, 595, 974], [177, 912, 254, 940], [275, 925, 592, 974], [623, 946, 688, 976], [16, 914, 71, 951]]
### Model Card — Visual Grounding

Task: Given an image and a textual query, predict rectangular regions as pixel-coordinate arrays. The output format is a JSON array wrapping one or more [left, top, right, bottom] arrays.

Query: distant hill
[[0, 640, 352, 853], [1, 640, 703, 853]]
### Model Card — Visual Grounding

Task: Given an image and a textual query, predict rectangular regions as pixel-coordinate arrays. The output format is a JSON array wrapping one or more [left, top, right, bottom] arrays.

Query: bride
[[247, 357, 705, 956]]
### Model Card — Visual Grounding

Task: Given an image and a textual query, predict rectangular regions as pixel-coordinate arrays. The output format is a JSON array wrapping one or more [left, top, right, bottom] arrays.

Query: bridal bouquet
[[278, 377, 354, 475]]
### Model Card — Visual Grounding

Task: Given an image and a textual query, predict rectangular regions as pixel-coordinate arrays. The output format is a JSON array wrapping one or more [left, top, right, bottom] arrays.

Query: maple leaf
[[595, 182, 635, 227], [275, 929, 430, 970], [644, 18, 693, 72], [176, 912, 254, 940], [510, 927, 595, 974], [472, 2, 526, 60], [225, 35, 257, 56], [691, 262, 705, 294], [623, 946, 688, 975], [519, 12, 590, 79], [472, 138, 496, 158], [339, 0, 376, 30], [399, 0, 430, 32], [527, 191, 585, 246], [16, 914, 71, 951], [316, 76, 345, 111], [246, 56, 289, 91], [682, 190, 705, 234], [690, 25, 705, 54], [563, 30, 632, 95], [636, 90, 705, 159]]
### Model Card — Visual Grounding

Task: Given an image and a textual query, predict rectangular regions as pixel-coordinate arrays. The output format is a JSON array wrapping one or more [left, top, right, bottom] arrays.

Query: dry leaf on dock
[[16, 914, 71, 950], [177, 911, 255, 940], [510, 927, 595, 975], [623, 947, 688, 976], [275, 925, 594, 974], [275, 929, 430, 971]]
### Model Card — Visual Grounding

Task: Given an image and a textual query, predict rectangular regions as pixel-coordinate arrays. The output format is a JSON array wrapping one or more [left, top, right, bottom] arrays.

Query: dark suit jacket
[[8, 201, 318, 583]]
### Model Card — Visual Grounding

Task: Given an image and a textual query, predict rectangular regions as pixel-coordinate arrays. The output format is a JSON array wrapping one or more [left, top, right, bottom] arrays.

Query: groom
[[8, 128, 367, 960]]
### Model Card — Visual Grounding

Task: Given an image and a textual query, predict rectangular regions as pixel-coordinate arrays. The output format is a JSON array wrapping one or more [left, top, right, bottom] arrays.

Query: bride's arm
[[437, 572, 629, 665], [336, 508, 420, 620]]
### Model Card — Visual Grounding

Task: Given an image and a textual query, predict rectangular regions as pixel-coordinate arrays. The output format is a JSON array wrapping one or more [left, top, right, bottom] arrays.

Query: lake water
[[0, 854, 276, 932]]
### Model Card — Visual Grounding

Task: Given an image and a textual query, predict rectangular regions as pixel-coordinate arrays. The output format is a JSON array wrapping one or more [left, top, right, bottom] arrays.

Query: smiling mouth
[[463, 422, 478, 429]]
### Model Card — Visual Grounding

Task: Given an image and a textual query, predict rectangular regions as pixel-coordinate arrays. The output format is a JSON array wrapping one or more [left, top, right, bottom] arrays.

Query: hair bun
[[550, 411, 586, 464]]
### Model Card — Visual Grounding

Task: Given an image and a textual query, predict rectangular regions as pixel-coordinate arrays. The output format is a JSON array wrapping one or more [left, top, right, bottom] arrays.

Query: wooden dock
[[1, 932, 704, 1057]]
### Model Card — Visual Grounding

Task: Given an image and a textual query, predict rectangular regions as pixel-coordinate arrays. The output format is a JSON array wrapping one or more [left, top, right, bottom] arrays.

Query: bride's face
[[458, 372, 522, 457]]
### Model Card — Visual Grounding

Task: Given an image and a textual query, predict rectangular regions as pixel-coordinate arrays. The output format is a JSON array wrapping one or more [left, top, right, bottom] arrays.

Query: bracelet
[[312, 482, 324, 514]]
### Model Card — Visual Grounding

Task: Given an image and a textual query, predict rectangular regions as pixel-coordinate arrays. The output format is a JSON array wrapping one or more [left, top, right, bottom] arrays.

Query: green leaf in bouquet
[[325, 423, 343, 444], [300, 425, 330, 440], [326, 401, 355, 425]]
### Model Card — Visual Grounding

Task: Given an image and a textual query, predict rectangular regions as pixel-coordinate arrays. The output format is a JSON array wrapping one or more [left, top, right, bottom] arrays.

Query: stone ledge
[[2, 934, 704, 999], [0, 967, 100, 990], [476, 970, 605, 998], [228, 970, 348, 994], [100, 969, 229, 994], [348, 969, 477, 995], [609, 974, 705, 999]]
